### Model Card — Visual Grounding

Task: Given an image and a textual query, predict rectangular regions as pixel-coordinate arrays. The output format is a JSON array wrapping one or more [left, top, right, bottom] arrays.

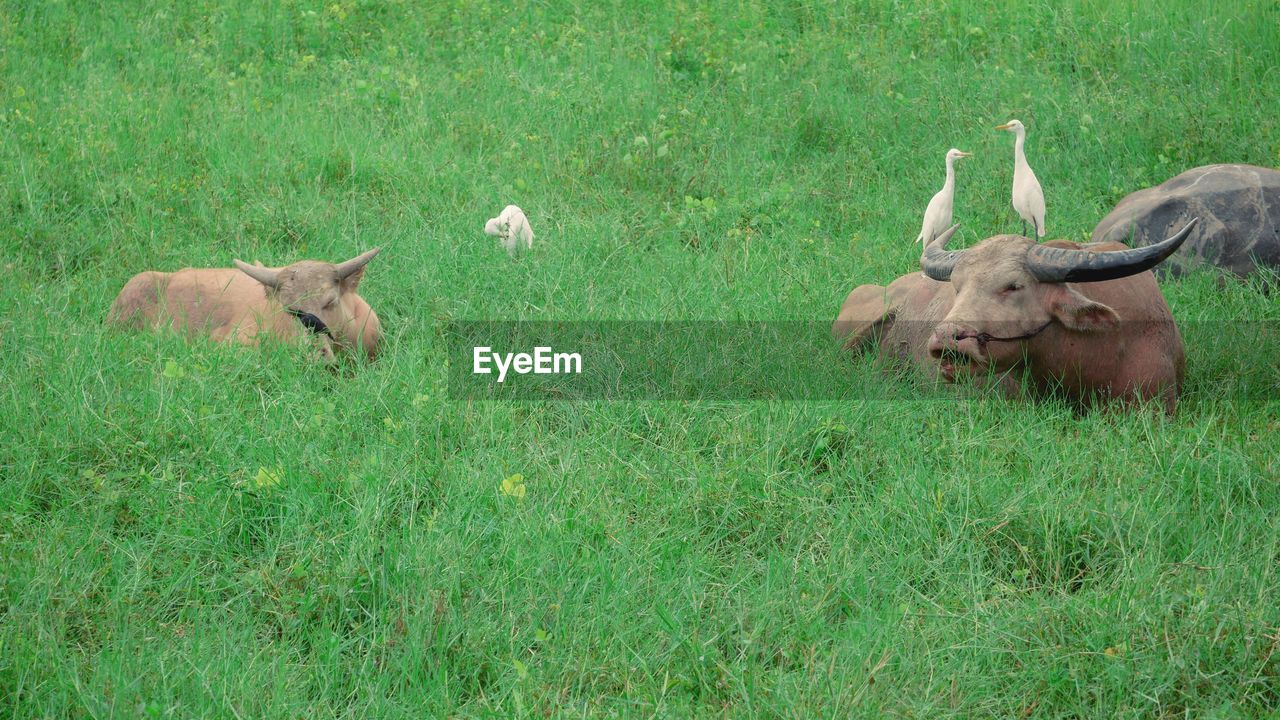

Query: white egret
[[995, 119, 1045, 237], [916, 148, 972, 246], [484, 205, 534, 255]]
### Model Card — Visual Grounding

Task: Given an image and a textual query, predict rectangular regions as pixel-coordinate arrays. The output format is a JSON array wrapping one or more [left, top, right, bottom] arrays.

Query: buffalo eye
[[1003, 282, 1023, 293]]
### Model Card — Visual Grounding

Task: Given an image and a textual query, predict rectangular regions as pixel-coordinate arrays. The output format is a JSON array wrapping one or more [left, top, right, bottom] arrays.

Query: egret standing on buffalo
[[916, 148, 973, 247], [995, 119, 1045, 238]]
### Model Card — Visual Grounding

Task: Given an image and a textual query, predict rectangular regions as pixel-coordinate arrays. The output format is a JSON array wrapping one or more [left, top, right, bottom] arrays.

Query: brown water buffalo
[[833, 219, 1198, 412], [108, 249, 383, 361]]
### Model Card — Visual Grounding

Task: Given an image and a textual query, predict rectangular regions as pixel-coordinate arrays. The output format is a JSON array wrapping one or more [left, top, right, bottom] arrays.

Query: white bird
[[916, 148, 972, 246], [995, 119, 1046, 238], [484, 205, 534, 255]]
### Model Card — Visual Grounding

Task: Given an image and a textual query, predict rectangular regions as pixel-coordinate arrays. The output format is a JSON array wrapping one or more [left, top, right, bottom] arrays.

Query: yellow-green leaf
[[254, 466, 282, 489], [500, 473, 527, 498]]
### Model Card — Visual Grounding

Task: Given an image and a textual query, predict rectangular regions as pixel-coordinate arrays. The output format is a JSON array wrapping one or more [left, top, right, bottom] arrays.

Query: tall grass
[[2, 0, 1278, 716]]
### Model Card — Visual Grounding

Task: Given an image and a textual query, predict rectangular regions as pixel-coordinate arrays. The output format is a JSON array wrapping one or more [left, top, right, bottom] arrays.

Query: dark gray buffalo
[[833, 219, 1199, 412]]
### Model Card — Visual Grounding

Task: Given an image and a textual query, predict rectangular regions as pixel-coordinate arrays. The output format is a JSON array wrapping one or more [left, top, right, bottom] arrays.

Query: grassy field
[[3, 0, 1280, 716]]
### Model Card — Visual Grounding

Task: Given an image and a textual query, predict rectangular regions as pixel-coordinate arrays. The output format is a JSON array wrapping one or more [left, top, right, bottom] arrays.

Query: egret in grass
[[484, 204, 534, 255], [916, 148, 972, 247], [995, 119, 1045, 237]]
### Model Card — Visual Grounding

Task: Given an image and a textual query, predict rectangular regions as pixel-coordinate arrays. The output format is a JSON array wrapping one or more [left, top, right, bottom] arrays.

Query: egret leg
[[1021, 220, 1028, 238]]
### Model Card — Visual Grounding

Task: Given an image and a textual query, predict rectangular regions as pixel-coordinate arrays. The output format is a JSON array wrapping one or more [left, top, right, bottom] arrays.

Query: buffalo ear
[[1048, 284, 1120, 332], [335, 247, 379, 290], [341, 266, 366, 291]]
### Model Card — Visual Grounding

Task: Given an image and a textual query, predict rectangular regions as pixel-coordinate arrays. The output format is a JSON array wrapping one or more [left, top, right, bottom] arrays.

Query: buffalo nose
[[928, 322, 963, 359], [927, 334, 946, 360]]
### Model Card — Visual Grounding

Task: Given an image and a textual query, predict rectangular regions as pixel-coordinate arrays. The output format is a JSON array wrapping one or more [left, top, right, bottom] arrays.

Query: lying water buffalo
[[833, 219, 1198, 412], [108, 249, 383, 361]]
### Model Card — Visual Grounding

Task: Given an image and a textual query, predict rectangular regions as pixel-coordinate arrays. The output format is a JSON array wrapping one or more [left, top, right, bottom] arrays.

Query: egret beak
[[994, 123, 1011, 131], [957, 151, 973, 158]]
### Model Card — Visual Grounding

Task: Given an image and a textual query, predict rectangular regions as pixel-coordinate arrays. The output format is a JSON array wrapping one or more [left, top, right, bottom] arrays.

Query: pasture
[[2, 1, 1279, 716]]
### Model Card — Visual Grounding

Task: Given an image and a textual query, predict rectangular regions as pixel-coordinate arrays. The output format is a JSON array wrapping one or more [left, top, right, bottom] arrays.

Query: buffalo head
[[234, 248, 382, 359], [920, 219, 1197, 380]]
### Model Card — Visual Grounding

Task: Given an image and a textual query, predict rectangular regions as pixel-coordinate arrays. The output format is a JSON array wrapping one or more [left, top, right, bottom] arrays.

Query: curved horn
[[334, 247, 381, 280], [1025, 218, 1199, 283], [920, 224, 964, 281], [234, 259, 280, 288]]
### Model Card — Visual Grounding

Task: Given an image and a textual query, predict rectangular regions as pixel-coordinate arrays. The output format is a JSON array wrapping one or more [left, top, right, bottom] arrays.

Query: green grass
[[3, 0, 1280, 716]]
